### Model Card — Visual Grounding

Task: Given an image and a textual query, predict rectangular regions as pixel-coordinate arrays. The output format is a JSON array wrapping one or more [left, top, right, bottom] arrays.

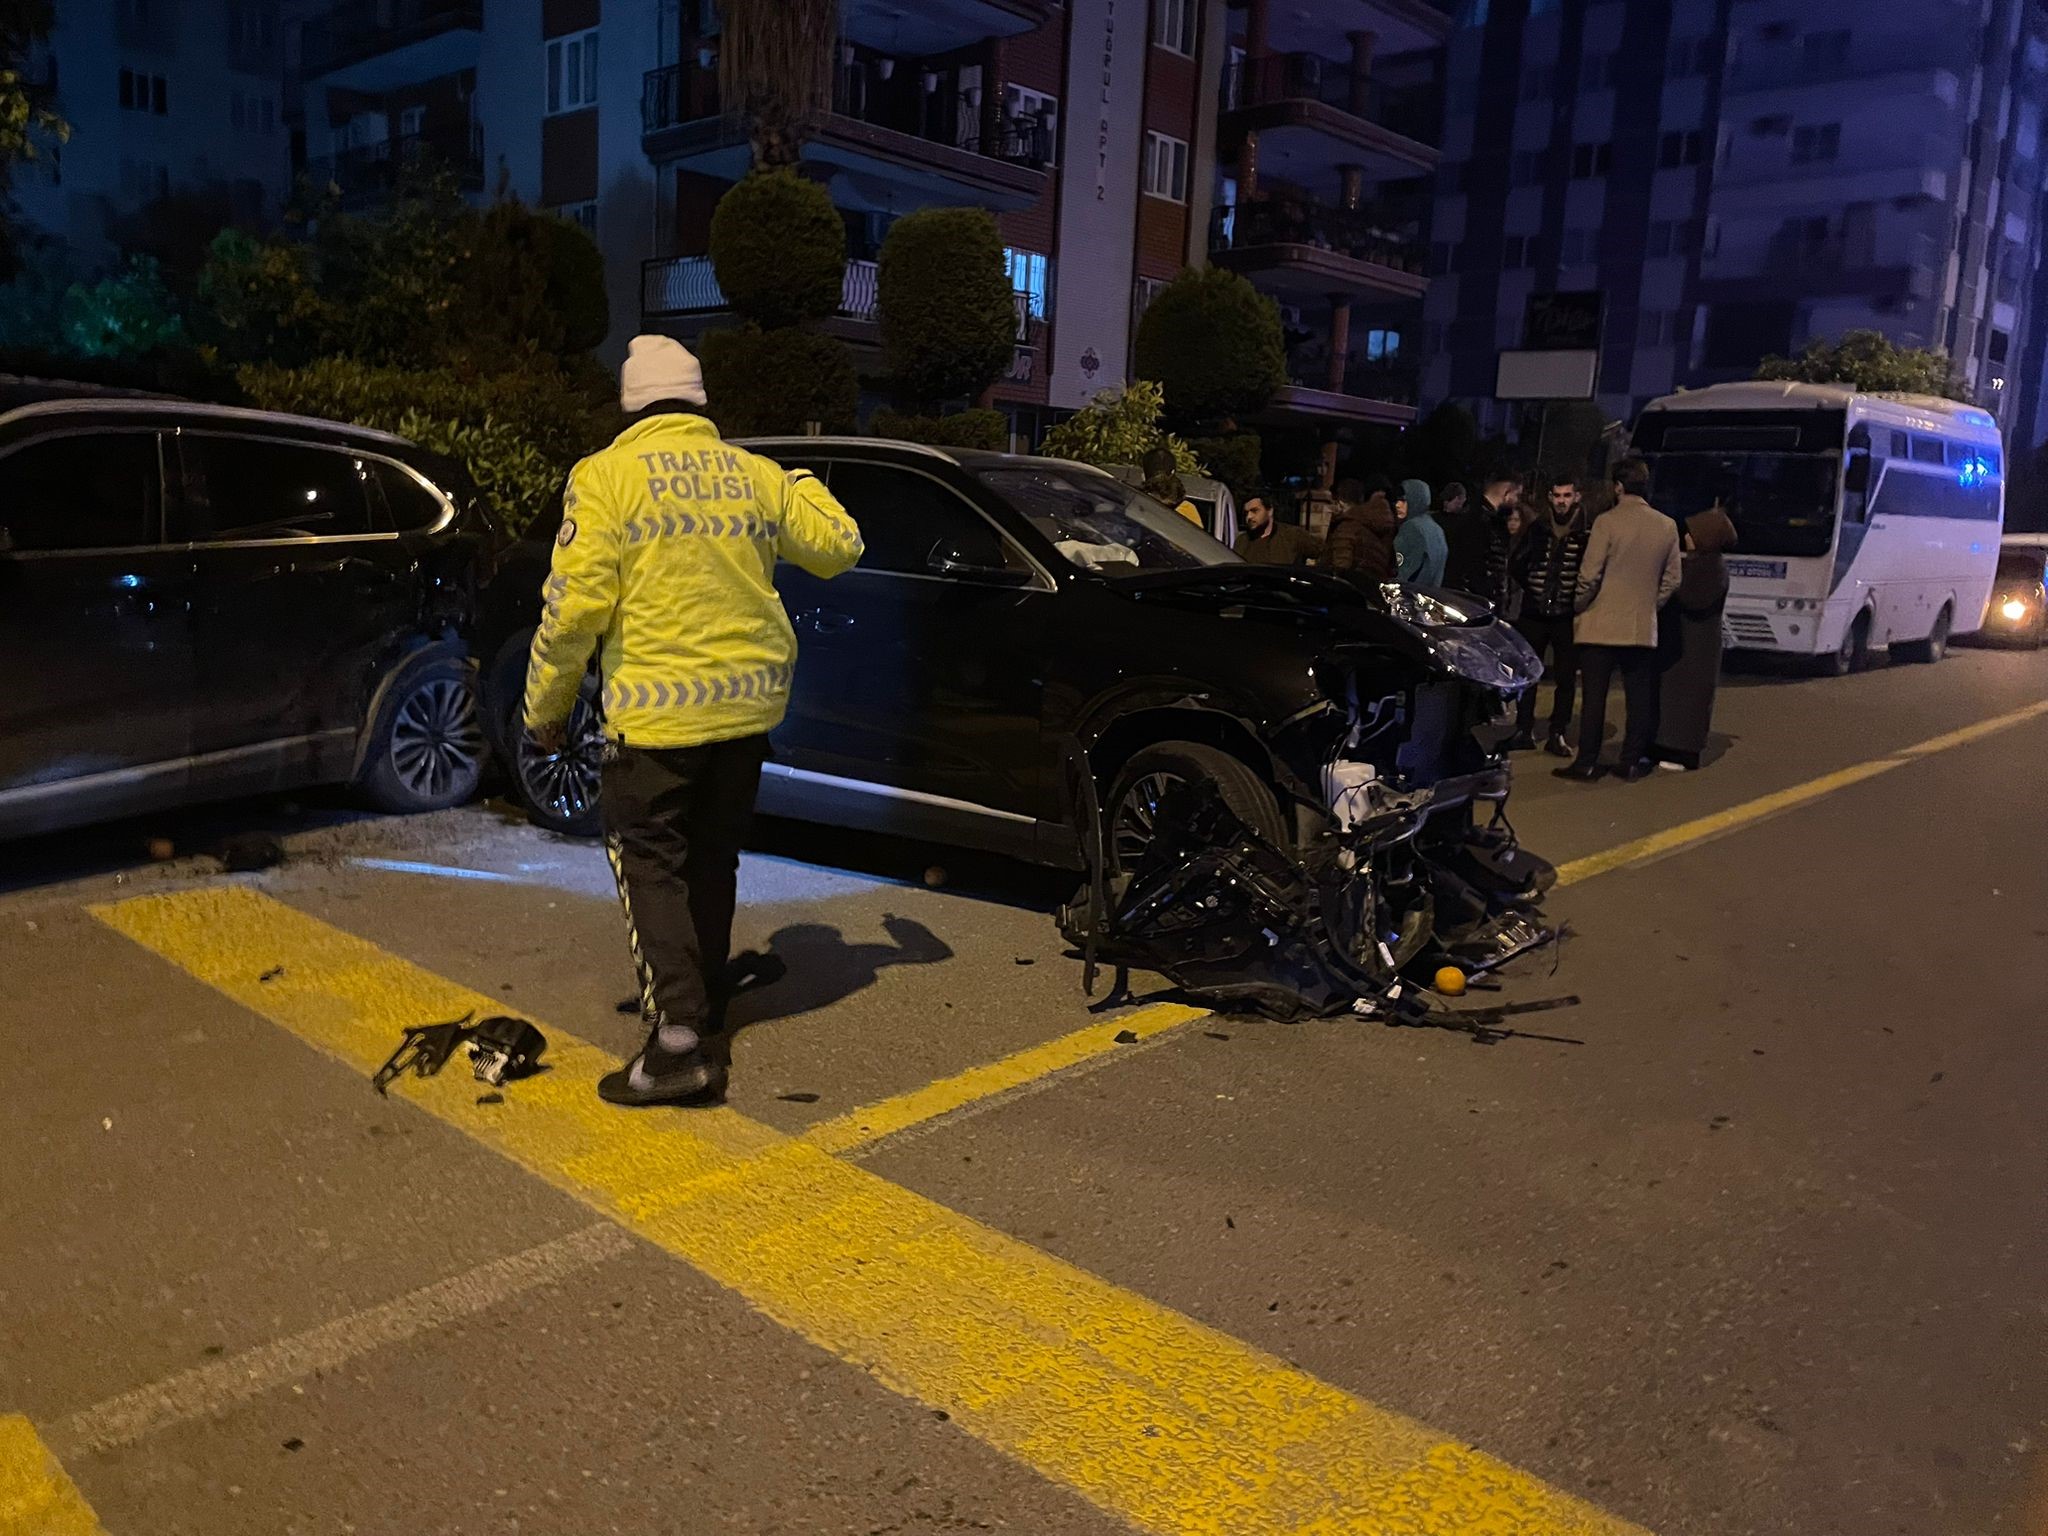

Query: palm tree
[[717, 0, 838, 169]]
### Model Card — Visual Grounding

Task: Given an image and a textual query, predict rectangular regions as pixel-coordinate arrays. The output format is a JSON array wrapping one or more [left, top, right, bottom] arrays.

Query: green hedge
[[699, 323, 857, 437], [1184, 432, 1262, 498], [708, 170, 846, 329], [869, 407, 1007, 451], [877, 207, 1015, 406], [1133, 266, 1285, 427], [239, 358, 616, 535]]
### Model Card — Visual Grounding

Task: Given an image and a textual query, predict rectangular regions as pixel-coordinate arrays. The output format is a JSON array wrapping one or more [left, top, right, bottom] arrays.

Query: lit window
[[1142, 131, 1188, 201], [546, 29, 599, 114], [1004, 248, 1051, 320]]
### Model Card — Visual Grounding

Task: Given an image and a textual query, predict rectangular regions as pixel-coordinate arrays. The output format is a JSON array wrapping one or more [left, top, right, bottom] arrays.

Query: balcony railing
[[1282, 343, 1418, 403], [301, 0, 481, 78], [643, 254, 883, 320], [1221, 51, 1439, 142], [307, 126, 484, 205], [641, 61, 1055, 171], [1728, 36, 1963, 93], [1212, 199, 1425, 274]]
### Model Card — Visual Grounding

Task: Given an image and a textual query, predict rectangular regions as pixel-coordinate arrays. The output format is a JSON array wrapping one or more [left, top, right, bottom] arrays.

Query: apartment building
[[17, 0, 291, 264], [1425, 0, 2048, 440], [1207, 0, 1448, 439]]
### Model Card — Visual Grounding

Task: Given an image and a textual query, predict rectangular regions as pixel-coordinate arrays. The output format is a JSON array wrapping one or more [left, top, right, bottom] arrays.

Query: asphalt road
[[2, 645, 2045, 1536]]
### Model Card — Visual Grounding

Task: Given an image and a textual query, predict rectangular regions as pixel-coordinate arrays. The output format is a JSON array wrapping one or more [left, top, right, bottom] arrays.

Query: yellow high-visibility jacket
[[522, 414, 864, 750]]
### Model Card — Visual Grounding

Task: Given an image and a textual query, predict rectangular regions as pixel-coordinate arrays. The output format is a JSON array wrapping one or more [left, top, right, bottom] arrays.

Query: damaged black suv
[[485, 439, 1540, 948]]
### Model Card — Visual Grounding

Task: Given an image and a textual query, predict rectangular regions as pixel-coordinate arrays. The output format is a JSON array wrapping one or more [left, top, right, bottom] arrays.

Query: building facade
[[279, 0, 1442, 446], [18, 0, 291, 265], [1425, 0, 2048, 441]]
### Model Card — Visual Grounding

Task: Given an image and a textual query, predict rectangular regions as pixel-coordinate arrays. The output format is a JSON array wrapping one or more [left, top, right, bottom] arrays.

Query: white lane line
[[54, 1221, 634, 1457]]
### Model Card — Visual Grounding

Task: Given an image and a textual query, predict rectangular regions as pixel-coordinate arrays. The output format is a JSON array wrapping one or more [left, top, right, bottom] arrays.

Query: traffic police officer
[[525, 335, 864, 1106]]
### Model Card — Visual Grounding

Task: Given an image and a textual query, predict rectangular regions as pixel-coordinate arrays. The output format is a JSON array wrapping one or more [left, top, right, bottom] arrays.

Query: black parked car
[[480, 439, 1539, 901], [0, 387, 496, 840]]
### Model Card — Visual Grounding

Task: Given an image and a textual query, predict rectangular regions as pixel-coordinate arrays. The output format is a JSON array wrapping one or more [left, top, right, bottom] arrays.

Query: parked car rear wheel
[[1106, 741, 1285, 876], [358, 655, 487, 813]]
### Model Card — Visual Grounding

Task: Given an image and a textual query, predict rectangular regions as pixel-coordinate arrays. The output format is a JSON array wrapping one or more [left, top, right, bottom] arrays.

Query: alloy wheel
[[1111, 770, 1183, 871], [389, 676, 486, 803], [515, 695, 605, 825]]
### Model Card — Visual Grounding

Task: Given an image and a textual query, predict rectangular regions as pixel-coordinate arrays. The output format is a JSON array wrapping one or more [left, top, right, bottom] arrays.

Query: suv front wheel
[[358, 654, 488, 813]]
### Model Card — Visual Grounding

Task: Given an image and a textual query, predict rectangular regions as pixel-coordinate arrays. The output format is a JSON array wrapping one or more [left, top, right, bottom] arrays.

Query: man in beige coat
[[1556, 457, 1681, 783]]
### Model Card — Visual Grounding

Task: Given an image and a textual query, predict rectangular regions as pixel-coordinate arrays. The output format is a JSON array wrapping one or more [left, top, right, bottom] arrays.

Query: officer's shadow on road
[[716, 915, 954, 1049]]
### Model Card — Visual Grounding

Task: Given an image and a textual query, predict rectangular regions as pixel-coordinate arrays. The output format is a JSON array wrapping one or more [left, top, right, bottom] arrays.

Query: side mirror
[[927, 541, 1031, 586], [1843, 452, 1870, 495]]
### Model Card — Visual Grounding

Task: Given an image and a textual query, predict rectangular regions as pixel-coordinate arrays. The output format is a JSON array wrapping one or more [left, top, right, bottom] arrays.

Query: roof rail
[[734, 434, 960, 464], [0, 397, 416, 446]]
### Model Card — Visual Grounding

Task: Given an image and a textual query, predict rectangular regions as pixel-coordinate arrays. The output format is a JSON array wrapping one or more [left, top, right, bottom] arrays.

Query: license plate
[[1727, 558, 1788, 580]]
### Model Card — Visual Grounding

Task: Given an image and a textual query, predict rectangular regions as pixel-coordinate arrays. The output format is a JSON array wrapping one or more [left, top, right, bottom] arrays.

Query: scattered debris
[[1204, 1031, 1231, 1041], [1014, 957, 1035, 966], [475, 1092, 505, 1106], [217, 832, 285, 873], [1060, 777, 1561, 1024], [1113, 1029, 1139, 1044], [1225, 1216, 1235, 1229], [282, 1438, 304, 1453], [923, 865, 948, 888], [1433, 965, 1467, 996], [1930, 1071, 1944, 1083], [258, 966, 285, 984], [372, 1014, 547, 1094], [101, 1117, 113, 1131], [777, 1091, 821, 1104]]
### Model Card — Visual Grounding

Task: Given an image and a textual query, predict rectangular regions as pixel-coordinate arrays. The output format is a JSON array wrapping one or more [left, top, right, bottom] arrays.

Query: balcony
[[307, 126, 484, 208], [644, 255, 1043, 354], [300, 0, 480, 89], [641, 62, 1051, 213], [1725, 36, 1967, 95], [1219, 50, 1439, 181], [1262, 349, 1417, 427], [842, 0, 1055, 55], [1210, 199, 1428, 301]]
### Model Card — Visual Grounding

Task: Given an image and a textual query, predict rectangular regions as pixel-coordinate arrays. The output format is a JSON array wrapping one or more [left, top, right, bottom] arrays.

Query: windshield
[[1645, 452, 1839, 559], [975, 464, 1238, 576]]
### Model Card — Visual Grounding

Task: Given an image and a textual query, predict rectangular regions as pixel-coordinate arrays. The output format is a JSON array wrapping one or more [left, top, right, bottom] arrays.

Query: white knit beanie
[[619, 334, 707, 411]]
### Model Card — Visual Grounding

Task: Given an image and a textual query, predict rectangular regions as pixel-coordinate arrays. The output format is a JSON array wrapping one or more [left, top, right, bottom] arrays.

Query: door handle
[[799, 608, 856, 634]]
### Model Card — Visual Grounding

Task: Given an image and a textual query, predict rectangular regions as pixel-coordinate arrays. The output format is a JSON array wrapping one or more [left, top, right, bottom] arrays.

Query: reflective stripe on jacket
[[521, 413, 863, 750]]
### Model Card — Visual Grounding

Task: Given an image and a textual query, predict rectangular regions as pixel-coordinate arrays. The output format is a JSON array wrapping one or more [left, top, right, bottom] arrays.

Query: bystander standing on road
[[524, 335, 865, 1106], [1321, 476, 1399, 583], [1443, 475, 1517, 605], [1394, 477, 1448, 586], [1556, 457, 1680, 784], [1238, 489, 1318, 566], [1653, 498, 1740, 771], [1507, 472, 1590, 756]]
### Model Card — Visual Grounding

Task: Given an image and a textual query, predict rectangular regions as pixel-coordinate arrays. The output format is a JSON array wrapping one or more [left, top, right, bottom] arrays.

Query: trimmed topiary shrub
[[1133, 265, 1285, 428], [876, 206, 1015, 407], [708, 169, 846, 329], [1185, 431, 1263, 497], [699, 322, 858, 437], [239, 357, 616, 534], [869, 407, 1007, 451], [1038, 380, 1198, 472]]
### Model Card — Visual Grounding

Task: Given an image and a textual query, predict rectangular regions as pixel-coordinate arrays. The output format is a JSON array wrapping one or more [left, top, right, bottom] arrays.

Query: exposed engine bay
[[1062, 584, 1562, 1019]]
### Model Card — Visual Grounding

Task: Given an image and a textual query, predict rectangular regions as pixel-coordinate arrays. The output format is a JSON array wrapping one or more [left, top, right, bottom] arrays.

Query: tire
[[1896, 603, 1952, 665], [485, 629, 605, 838], [1105, 740, 1285, 875], [1821, 610, 1871, 677], [357, 654, 488, 814]]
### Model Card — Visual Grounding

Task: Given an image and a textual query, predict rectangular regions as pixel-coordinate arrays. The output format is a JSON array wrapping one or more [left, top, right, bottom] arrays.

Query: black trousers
[[1574, 645, 1660, 770], [1513, 613, 1579, 735], [600, 735, 769, 1035]]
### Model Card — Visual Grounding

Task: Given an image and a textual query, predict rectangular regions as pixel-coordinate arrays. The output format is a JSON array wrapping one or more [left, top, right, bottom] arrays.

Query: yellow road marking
[[1554, 695, 2048, 887], [0, 1415, 107, 1536], [95, 887, 1644, 1536], [799, 1001, 1209, 1156]]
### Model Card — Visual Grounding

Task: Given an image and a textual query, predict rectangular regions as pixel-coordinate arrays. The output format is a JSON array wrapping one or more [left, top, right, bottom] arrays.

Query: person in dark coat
[[1238, 488, 1318, 566], [1652, 500, 1739, 770], [1506, 472, 1590, 756], [1320, 476, 1397, 583], [1441, 475, 1517, 605]]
